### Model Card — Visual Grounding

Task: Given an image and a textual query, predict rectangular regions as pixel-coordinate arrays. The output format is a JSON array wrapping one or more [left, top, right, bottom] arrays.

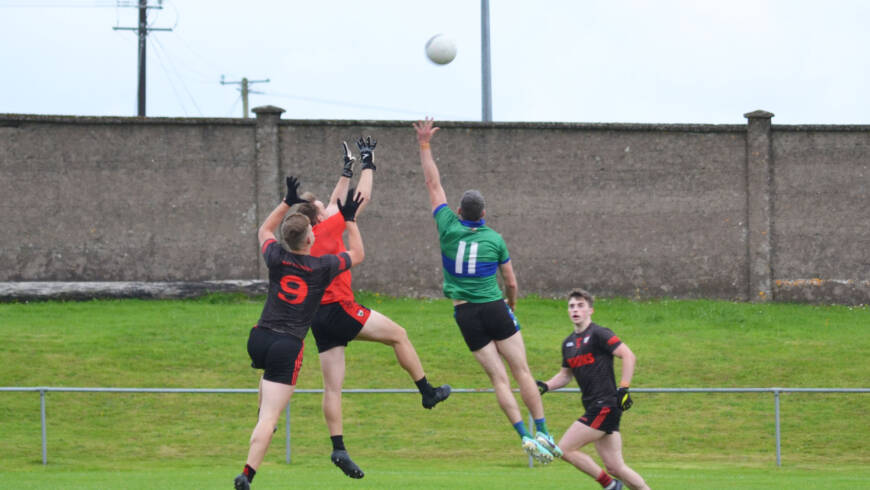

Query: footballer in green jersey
[[414, 117, 559, 464]]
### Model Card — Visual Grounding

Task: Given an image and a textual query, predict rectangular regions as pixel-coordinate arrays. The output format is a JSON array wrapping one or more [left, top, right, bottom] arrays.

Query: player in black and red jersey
[[234, 176, 365, 490], [294, 139, 449, 479], [537, 289, 649, 490]]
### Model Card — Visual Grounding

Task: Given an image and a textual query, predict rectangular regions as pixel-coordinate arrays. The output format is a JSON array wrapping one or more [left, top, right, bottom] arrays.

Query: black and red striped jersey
[[256, 238, 351, 339], [561, 322, 623, 409]]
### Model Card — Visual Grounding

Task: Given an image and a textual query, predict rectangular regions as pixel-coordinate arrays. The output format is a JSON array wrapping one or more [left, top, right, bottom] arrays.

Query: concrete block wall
[[0, 109, 867, 304]]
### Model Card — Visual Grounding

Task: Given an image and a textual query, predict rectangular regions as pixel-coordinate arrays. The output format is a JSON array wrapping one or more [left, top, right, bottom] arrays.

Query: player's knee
[[508, 364, 532, 382], [488, 370, 511, 388], [394, 326, 410, 343], [250, 425, 275, 446], [604, 461, 625, 477], [381, 325, 409, 345], [323, 384, 342, 396]]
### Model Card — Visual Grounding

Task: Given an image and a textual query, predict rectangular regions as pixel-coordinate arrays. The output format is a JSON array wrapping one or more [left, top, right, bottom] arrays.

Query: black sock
[[331, 435, 346, 451], [415, 376, 435, 396], [243, 464, 256, 483]]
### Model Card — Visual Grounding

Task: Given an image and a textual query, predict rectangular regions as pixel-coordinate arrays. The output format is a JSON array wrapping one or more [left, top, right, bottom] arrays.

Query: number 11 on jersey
[[455, 240, 478, 275]]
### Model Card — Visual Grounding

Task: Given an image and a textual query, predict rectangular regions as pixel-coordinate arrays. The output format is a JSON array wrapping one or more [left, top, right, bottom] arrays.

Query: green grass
[[1, 293, 868, 489], [7, 462, 870, 489]]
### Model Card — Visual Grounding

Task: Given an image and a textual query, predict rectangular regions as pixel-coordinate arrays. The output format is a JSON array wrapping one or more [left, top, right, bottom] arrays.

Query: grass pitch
[[1, 293, 868, 489]]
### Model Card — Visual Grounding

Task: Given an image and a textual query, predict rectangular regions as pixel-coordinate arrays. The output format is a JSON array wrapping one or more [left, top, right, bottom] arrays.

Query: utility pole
[[481, 0, 493, 122], [221, 76, 270, 118], [113, 0, 172, 116]]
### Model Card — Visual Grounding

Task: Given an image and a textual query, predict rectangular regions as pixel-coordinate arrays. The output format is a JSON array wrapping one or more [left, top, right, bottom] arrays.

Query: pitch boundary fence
[[2, 386, 867, 467]]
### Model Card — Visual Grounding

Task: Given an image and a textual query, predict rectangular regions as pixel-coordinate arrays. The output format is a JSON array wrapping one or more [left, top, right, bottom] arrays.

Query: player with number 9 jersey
[[256, 237, 351, 340], [234, 177, 365, 490]]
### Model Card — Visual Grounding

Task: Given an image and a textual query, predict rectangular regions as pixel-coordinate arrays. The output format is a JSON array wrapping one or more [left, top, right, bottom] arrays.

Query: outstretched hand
[[337, 186, 365, 222], [341, 141, 356, 178], [283, 176, 306, 206], [413, 117, 439, 145], [356, 136, 377, 170]]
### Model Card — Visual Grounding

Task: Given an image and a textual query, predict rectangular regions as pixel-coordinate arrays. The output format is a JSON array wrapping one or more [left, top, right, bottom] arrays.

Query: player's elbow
[[425, 179, 442, 194], [349, 248, 365, 266]]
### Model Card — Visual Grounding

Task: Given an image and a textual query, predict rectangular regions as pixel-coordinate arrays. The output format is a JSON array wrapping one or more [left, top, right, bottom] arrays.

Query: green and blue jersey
[[433, 204, 510, 303]]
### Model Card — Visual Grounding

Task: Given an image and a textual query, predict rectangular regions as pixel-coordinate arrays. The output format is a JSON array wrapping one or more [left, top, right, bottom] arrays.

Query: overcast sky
[[1, 0, 868, 125]]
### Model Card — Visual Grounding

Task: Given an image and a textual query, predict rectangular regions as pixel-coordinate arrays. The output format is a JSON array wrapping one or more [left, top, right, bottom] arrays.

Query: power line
[[227, 95, 241, 118], [167, 31, 228, 83], [149, 35, 202, 116], [0, 2, 119, 7], [261, 91, 468, 120], [150, 41, 188, 116]]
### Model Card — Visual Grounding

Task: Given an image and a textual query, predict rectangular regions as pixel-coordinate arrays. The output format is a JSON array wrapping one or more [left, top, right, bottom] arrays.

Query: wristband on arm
[[341, 141, 355, 178]]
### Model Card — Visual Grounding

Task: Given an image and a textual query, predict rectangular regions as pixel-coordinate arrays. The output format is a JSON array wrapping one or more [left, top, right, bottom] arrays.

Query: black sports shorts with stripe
[[578, 402, 622, 434], [247, 326, 304, 385], [311, 300, 371, 353]]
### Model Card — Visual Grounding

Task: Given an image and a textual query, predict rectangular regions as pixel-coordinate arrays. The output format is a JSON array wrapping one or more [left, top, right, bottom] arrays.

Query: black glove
[[337, 187, 364, 222], [536, 380, 549, 395], [283, 176, 305, 206], [341, 141, 355, 178], [356, 136, 377, 171], [617, 387, 633, 411]]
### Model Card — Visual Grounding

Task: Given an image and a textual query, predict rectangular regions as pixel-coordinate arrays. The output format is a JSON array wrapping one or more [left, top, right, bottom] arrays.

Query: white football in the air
[[425, 34, 457, 65]]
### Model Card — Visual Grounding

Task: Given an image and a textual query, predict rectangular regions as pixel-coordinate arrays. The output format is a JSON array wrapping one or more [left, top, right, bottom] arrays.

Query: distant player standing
[[234, 177, 365, 490], [537, 289, 649, 490], [412, 117, 559, 463], [295, 139, 450, 479]]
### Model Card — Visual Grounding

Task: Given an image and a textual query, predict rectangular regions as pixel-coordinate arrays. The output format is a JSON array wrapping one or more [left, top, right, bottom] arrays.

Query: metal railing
[[2, 386, 867, 467]]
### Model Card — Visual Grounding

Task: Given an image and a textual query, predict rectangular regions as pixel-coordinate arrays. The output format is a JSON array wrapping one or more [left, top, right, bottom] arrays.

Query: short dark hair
[[568, 288, 594, 306], [459, 189, 485, 221], [295, 202, 319, 225], [281, 213, 311, 250]]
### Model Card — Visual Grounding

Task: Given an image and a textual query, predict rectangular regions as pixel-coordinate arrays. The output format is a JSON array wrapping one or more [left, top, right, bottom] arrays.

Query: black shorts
[[311, 301, 371, 353], [578, 403, 622, 434], [247, 326, 305, 385], [453, 300, 520, 352]]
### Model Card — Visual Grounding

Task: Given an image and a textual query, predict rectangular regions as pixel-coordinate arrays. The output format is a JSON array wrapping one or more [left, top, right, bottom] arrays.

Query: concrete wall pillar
[[744, 110, 775, 301], [252, 105, 285, 278]]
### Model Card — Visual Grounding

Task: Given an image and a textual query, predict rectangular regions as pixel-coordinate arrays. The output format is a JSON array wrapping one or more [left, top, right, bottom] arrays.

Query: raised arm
[[259, 176, 305, 246], [258, 202, 290, 246], [327, 138, 376, 218], [336, 187, 366, 267], [413, 117, 448, 211], [325, 142, 354, 217], [351, 136, 376, 217]]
